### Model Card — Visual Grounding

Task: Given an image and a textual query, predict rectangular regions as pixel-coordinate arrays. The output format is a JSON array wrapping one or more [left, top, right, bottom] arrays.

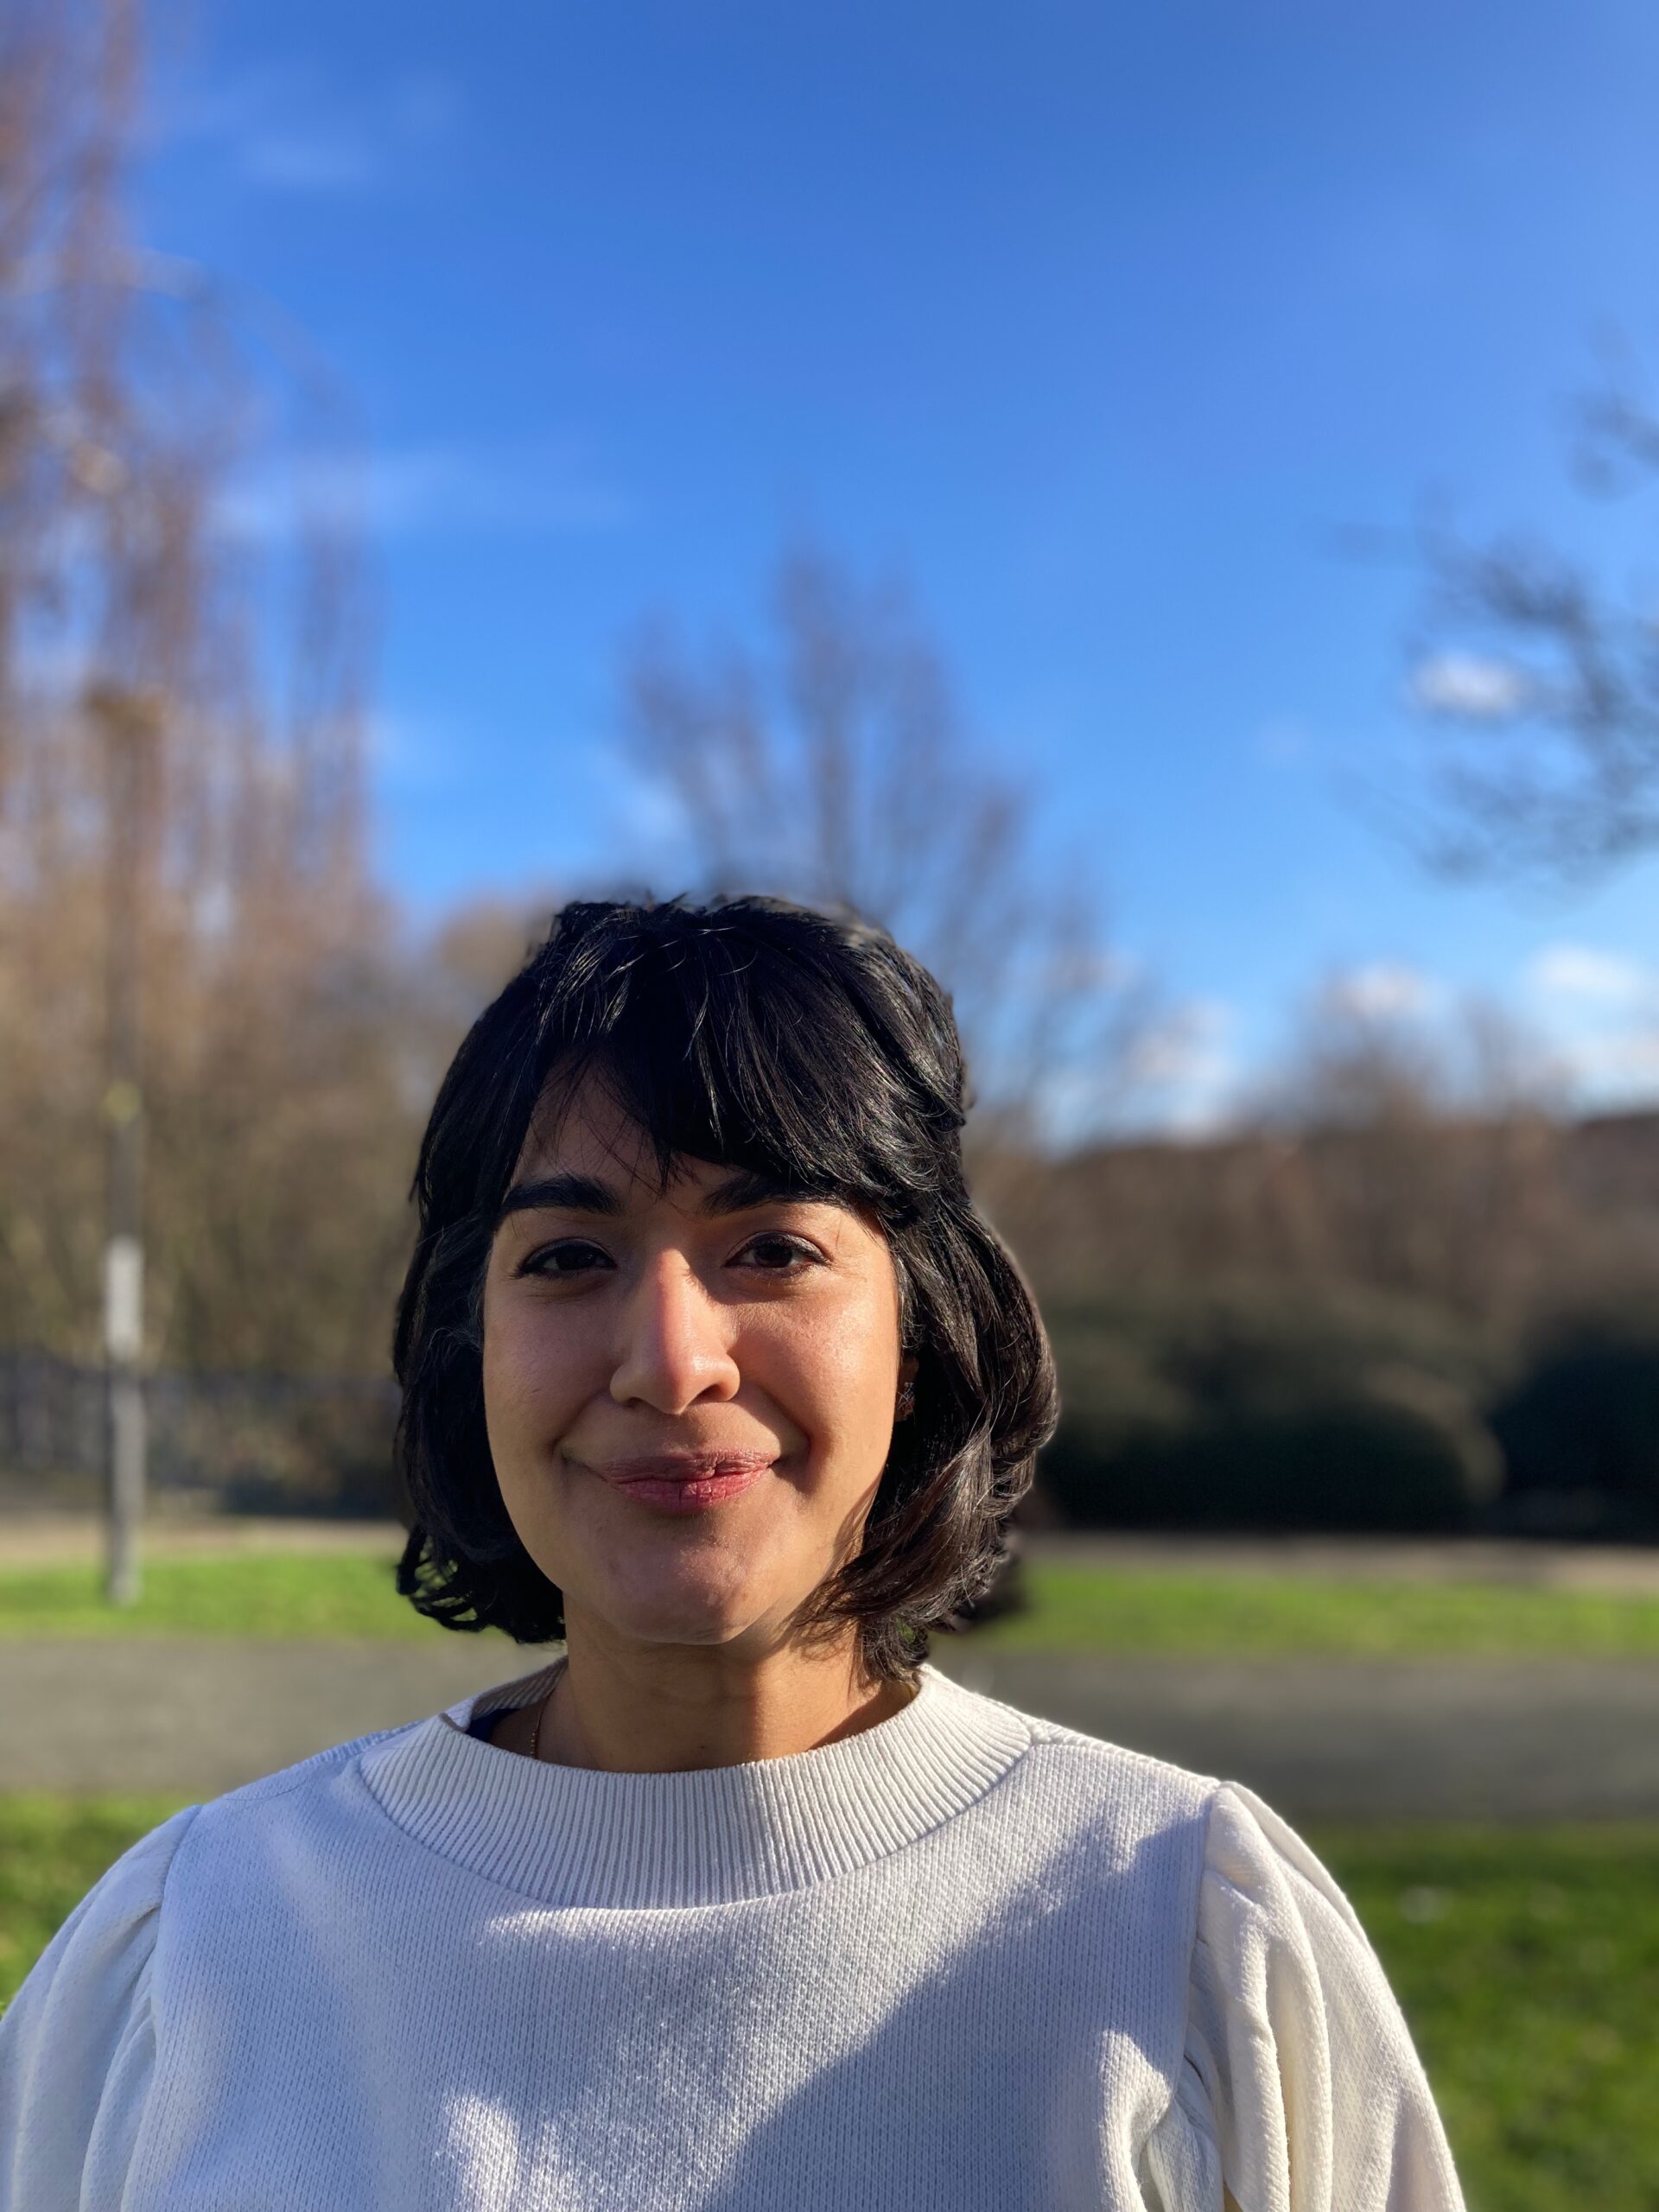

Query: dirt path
[[0, 1514, 403, 1566], [9, 1513, 1659, 1591], [1020, 1532, 1659, 1594], [6, 1639, 1658, 1821]]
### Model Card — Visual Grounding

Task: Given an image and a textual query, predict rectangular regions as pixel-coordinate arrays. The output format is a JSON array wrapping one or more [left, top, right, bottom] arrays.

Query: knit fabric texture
[[0, 1662, 1463, 2211]]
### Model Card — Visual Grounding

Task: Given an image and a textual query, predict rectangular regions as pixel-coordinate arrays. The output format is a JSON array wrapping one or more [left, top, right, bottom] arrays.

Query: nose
[[609, 1251, 741, 1414]]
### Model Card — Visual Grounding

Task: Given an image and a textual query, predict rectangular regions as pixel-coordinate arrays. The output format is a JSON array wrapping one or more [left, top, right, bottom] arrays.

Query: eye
[[733, 1231, 824, 1273], [518, 1239, 613, 1279]]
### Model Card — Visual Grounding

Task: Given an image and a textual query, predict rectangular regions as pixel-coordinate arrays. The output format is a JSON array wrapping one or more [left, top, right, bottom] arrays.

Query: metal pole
[[99, 687, 149, 1606]]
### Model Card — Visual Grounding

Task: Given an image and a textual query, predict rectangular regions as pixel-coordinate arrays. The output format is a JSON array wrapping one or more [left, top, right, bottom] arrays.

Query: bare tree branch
[[616, 544, 1145, 1160], [0, 0, 405, 1372], [1405, 351, 1659, 880]]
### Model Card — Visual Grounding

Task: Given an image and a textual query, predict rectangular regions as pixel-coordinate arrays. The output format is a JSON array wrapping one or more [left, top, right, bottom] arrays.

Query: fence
[[0, 1352, 402, 1516]]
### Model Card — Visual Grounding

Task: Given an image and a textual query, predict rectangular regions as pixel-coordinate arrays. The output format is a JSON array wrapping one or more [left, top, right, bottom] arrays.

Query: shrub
[[1491, 1318, 1659, 1535], [1037, 1289, 1502, 1533], [1042, 1397, 1482, 1532]]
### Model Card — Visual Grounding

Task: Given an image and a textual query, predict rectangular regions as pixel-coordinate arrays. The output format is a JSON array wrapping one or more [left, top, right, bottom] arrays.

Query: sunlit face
[[480, 1081, 913, 1662]]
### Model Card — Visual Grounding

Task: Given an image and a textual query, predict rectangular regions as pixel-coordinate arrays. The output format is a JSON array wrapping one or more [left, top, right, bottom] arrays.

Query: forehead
[[501, 1072, 887, 1248], [513, 1079, 717, 1198], [511, 1071, 832, 1206]]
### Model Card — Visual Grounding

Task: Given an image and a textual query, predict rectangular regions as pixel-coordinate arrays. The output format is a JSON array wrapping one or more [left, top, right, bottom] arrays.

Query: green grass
[[975, 1562, 1659, 1657], [6, 1550, 1659, 1655], [1317, 1826, 1659, 2212], [3, 1799, 1654, 2209], [0, 1550, 449, 1640], [0, 1795, 187, 2010]]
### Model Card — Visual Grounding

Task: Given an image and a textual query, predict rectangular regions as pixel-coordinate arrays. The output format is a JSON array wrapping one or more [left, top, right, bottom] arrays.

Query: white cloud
[[1250, 718, 1316, 769], [240, 133, 378, 194], [1409, 651, 1530, 720], [1124, 999, 1237, 1135], [217, 442, 631, 545], [1515, 943, 1659, 1111], [1039, 945, 1141, 995], [1527, 943, 1651, 1006], [365, 709, 468, 796], [586, 746, 689, 852], [167, 65, 461, 198], [10, 632, 93, 696], [1326, 963, 1435, 1019], [1545, 1023, 1659, 1097]]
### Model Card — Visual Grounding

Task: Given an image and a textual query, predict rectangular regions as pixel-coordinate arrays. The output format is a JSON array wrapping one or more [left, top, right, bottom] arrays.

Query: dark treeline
[[998, 1103, 1659, 1539]]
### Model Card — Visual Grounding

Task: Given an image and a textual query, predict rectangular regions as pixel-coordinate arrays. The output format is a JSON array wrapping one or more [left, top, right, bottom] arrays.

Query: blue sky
[[142, 0, 1659, 1125]]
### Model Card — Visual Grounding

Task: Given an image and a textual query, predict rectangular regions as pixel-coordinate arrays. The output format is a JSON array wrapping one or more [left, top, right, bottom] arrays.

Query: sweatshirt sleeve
[[0, 1804, 199, 2212], [1141, 1783, 1464, 2212]]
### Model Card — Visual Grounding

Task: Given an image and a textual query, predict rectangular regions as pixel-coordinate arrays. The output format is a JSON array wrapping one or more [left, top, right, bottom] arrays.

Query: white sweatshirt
[[0, 1660, 1462, 2211]]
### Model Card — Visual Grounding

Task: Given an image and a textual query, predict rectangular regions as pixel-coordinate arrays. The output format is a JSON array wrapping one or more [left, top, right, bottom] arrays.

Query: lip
[[588, 1451, 775, 1515]]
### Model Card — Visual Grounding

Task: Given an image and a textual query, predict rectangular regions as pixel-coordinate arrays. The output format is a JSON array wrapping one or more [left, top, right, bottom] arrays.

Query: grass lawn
[[0, 1549, 442, 1641], [1319, 1826, 1659, 2212], [0, 1795, 187, 2014], [5, 1549, 1659, 1655], [979, 1563, 1659, 1657], [2, 1798, 1653, 2210]]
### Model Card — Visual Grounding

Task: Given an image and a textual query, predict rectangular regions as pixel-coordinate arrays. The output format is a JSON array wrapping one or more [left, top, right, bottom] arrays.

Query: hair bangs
[[526, 903, 952, 1224]]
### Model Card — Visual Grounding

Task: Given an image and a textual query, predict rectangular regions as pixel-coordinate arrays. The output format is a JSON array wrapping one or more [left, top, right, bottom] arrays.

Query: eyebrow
[[497, 1173, 623, 1222], [495, 1166, 832, 1226]]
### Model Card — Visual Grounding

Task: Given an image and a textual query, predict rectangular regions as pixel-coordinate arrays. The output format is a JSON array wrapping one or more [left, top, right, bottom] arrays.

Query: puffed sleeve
[[1141, 1783, 1464, 2212], [0, 1804, 199, 2212]]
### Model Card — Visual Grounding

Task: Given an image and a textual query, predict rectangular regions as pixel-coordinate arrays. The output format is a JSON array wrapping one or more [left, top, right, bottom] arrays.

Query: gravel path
[[10, 1513, 1659, 1591], [953, 1652, 1659, 1821], [6, 1639, 1658, 1821], [1023, 1533, 1659, 1594]]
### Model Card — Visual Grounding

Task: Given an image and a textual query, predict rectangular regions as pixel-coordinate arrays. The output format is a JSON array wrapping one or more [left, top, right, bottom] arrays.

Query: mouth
[[588, 1450, 775, 1514]]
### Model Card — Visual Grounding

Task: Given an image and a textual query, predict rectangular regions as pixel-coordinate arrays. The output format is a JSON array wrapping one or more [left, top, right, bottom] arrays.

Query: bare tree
[[1222, 986, 1568, 1320], [1013, 986, 1586, 1334], [618, 546, 1141, 1170], [1403, 347, 1659, 880], [0, 0, 408, 1384]]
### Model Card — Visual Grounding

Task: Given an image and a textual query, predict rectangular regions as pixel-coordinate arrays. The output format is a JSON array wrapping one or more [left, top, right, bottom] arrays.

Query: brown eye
[[735, 1233, 822, 1272], [518, 1240, 613, 1278]]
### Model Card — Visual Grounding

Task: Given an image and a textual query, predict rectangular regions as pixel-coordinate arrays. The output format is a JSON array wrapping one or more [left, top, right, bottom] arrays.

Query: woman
[[1, 895, 1464, 2211]]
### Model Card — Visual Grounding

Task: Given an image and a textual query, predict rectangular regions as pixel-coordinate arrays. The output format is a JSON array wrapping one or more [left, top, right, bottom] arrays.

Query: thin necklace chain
[[525, 1663, 916, 1765]]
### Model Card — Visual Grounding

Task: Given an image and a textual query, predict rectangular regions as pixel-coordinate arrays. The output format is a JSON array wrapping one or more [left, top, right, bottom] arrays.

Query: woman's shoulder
[[978, 1686, 1401, 2006], [0, 1719, 430, 2210], [941, 1671, 1222, 1840], [0, 1802, 199, 2204], [4, 1727, 404, 2003], [0, 1716, 441, 2123], [947, 1679, 1462, 2203], [1163, 1777, 1465, 2209], [3, 1800, 203, 2031]]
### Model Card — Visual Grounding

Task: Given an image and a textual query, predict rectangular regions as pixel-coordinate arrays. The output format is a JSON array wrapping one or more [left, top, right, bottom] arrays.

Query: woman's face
[[481, 1082, 913, 1662]]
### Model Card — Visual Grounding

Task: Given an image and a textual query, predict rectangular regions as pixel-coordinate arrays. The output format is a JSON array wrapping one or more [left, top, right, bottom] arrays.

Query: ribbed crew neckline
[[359, 1660, 1032, 1910]]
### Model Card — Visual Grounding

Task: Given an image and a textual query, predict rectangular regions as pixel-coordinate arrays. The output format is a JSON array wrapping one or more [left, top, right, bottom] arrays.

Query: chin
[[595, 1558, 774, 1649]]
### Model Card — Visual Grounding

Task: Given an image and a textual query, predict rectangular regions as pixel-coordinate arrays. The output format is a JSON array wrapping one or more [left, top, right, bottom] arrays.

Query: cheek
[[760, 1294, 900, 1465], [480, 1293, 594, 1466]]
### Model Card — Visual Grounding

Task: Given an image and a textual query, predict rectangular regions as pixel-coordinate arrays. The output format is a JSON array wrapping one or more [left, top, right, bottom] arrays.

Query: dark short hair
[[393, 894, 1057, 1681]]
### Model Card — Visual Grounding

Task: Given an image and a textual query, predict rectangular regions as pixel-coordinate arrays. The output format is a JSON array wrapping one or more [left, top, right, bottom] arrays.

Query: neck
[[538, 1611, 913, 1773]]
